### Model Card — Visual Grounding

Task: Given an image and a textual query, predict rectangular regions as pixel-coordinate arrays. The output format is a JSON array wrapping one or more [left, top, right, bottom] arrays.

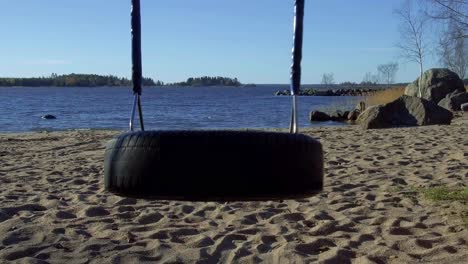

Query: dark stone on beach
[[357, 95, 453, 129], [310, 111, 330, 122], [438, 92, 468, 111], [330, 110, 347, 121], [343, 110, 350, 119], [461, 103, 468, 112], [347, 109, 361, 121], [41, 114, 56, 120], [356, 101, 366, 112], [404, 68, 465, 104]]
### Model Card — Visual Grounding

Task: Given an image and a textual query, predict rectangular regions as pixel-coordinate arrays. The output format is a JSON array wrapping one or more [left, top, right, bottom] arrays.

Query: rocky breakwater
[[275, 88, 379, 96]]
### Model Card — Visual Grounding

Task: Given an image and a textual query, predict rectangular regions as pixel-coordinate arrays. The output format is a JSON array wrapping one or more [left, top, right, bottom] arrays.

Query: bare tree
[[425, 0, 468, 38], [371, 73, 381, 84], [395, 0, 428, 97], [377, 63, 399, 88], [422, 0, 468, 78], [362, 72, 381, 86], [362, 72, 374, 85], [321, 73, 334, 88], [439, 21, 467, 78]]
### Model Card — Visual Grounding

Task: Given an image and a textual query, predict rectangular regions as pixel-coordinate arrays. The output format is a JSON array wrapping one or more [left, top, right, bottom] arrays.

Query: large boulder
[[438, 91, 468, 111], [357, 95, 453, 129], [310, 111, 330, 122], [404, 68, 465, 103]]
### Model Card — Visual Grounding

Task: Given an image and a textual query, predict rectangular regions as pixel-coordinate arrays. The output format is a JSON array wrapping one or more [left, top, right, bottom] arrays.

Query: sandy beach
[[0, 116, 466, 263]]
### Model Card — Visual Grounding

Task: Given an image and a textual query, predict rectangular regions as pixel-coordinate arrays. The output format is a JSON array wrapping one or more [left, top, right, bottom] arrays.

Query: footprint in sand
[[72, 179, 87, 185], [348, 234, 375, 248], [257, 235, 278, 253], [318, 248, 356, 264], [56, 211, 77, 219], [295, 238, 336, 255], [137, 212, 163, 224], [169, 228, 200, 243], [188, 235, 215, 248], [84, 207, 110, 217], [115, 198, 137, 206], [269, 213, 305, 224], [388, 227, 413, 235], [117, 206, 135, 213], [312, 210, 335, 221]]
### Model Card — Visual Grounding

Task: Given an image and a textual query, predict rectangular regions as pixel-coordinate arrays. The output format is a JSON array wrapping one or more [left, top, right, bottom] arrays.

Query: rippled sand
[[0, 116, 467, 263]]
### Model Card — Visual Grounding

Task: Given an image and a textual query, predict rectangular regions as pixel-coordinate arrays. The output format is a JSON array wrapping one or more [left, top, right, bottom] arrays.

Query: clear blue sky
[[0, 0, 439, 84]]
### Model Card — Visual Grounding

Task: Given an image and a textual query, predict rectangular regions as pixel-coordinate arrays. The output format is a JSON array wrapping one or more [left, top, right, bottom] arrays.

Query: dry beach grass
[[0, 115, 467, 263], [365, 86, 406, 107]]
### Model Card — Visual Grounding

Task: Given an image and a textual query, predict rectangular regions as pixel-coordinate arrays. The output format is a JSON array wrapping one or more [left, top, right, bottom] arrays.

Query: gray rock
[[357, 95, 453, 129], [404, 68, 465, 103], [310, 111, 330, 122], [343, 110, 350, 119], [330, 110, 346, 121], [356, 101, 366, 112], [347, 109, 361, 121], [438, 91, 468, 111], [356, 105, 382, 128], [41, 114, 56, 120], [461, 103, 468, 112]]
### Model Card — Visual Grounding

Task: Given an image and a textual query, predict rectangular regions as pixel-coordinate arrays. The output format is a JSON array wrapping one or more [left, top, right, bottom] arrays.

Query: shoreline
[[0, 118, 466, 262]]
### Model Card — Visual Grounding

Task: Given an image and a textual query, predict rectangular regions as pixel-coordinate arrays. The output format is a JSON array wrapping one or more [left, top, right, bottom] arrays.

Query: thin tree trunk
[[418, 61, 423, 98]]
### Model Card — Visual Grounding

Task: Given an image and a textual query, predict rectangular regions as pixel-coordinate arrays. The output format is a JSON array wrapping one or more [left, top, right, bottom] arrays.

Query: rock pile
[[404, 68, 465, 103], [358, 68, 465, 129], [438, 91, 468, 111], [309, 68, 466, 128], [357, 95, 453, 129], [310, 102, 365, 122]]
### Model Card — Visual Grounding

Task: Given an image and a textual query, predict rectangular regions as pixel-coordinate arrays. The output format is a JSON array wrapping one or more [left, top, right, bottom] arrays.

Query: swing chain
[[289, 0, 304, 134], [129, 94, 145, 131], [129, 0, 145, 131]]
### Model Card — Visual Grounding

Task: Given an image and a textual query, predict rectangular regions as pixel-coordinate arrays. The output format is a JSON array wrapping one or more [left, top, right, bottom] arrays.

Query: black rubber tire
[[104, 130, 323, 200]]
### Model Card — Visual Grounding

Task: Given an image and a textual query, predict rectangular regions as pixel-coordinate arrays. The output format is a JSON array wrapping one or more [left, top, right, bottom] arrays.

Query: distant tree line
[[167, 76, 242, 86], [319, 62, 401, 89], [0, 73, 160, 87]]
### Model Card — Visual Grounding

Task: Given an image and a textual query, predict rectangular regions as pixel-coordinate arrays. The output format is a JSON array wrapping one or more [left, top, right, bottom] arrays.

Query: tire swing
[[104, 0, 323, 200]]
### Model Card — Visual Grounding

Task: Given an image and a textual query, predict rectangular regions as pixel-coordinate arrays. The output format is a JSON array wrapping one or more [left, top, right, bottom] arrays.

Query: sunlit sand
[[0, 115, 466, 263]]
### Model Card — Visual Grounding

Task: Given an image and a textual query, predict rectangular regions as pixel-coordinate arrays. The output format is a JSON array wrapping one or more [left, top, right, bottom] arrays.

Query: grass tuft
[[421, 186, 468, 227], [422, 187, 468, 202]]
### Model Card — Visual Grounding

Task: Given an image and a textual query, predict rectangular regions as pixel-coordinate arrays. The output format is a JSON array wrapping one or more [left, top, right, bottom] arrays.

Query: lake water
[[0, 85, 361, 132]]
